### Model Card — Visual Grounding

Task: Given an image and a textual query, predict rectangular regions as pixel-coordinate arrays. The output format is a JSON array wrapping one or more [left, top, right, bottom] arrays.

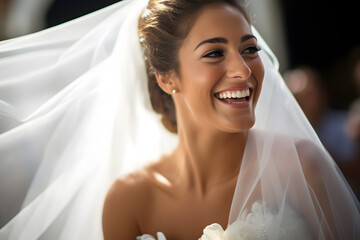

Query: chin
[[219, 116, 256, 133]]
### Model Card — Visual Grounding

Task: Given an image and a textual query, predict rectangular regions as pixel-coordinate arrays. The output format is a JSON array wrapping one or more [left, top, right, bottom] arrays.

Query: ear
[[155, 71, 178, 94]]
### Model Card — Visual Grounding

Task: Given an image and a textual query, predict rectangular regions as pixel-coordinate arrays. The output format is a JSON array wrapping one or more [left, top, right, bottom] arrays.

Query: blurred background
[[0, 0, 359, 225]]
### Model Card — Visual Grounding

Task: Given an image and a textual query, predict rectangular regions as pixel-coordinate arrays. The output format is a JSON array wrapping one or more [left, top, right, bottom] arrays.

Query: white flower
[[226, 202, 273, 239], [198, 223, 225, 240], [136, 232, 167, 240], [198, 202, 312, 240], [198, 202, 272, 240]]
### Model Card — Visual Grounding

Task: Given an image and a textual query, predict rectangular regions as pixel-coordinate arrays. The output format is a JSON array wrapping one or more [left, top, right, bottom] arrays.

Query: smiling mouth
[[214, 88, 251, 104]]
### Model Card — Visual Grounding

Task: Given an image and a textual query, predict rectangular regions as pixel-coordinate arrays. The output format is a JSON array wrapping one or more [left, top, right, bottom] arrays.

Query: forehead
[[184, 3, 252, 46]]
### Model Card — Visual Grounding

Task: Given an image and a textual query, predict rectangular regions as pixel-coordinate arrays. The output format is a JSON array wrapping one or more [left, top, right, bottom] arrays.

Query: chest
[[138, 183, 235, 239]]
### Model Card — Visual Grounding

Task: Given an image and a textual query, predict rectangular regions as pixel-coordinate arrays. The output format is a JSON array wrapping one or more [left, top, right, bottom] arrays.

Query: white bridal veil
[[0, 0, 359, 239]]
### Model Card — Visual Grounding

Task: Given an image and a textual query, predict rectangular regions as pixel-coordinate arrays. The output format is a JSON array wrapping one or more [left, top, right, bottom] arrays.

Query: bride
[[0, 0, 359, 239], [104, 0, 266, 238]]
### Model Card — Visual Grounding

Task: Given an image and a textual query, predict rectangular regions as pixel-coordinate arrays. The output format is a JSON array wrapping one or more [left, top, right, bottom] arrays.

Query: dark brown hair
[[138, 0, 249, 133]]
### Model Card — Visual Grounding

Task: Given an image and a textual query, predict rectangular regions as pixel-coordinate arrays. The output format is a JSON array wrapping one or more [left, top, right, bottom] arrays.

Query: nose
[[226, 54, 251, 80]]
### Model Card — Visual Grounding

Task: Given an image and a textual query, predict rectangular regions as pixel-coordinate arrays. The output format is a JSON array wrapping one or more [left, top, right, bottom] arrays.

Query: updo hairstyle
[[138, 0, 249, 133]]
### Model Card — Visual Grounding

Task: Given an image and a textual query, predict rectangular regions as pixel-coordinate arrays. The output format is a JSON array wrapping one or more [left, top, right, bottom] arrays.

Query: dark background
[[280, 0, 359, 109], [45, 0, 119, 28]]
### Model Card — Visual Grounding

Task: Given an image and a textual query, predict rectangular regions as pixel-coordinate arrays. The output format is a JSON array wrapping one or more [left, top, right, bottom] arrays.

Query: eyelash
[[243, 46, 262, 54], [202, 46, 261, 58], [203, 50, 224, 58]]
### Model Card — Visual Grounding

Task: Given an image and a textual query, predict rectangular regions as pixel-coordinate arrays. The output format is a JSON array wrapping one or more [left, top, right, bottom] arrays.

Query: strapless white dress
[[136, 202, 312, 240]]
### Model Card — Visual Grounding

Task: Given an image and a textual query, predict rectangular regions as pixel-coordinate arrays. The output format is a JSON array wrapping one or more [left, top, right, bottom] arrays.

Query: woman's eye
[[242, 46, 261, 54], [202, 50, 224, 58]]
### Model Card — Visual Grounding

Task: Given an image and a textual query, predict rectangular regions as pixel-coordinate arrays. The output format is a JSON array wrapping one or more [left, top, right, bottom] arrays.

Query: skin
[[103, 3, 264, 239]]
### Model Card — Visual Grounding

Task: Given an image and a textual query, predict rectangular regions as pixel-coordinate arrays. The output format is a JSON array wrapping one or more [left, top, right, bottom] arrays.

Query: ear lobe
[[155, 72, 176, 95]]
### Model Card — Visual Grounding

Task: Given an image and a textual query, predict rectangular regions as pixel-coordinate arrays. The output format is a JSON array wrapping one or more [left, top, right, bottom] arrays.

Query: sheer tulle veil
[[0, 0, 359, 239]]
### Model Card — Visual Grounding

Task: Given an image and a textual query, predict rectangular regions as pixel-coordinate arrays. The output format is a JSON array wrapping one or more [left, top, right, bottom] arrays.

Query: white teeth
[[217, 89, 250, 99]]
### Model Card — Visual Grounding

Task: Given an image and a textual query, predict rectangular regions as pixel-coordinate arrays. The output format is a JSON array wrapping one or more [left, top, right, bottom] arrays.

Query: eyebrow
[[194, 34, 257, 51]]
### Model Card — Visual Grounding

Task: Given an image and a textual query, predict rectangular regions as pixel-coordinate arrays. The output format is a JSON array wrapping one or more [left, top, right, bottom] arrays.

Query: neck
[[173, 118, 247, 197]]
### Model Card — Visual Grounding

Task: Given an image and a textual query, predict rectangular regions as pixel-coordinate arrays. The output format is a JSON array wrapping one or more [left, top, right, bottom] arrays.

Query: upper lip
[[214, 86, 252, 96]]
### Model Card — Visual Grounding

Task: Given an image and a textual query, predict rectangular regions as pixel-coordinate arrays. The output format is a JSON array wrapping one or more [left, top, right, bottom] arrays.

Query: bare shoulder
[[102, 170, 153, 240], [294, 138, 336, 174], [293, 140, 341, 237], [102, 156, 175, 239]]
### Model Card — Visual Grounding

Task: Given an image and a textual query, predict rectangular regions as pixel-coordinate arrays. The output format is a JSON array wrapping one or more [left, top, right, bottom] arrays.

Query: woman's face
[[174, 3, 264, 133]]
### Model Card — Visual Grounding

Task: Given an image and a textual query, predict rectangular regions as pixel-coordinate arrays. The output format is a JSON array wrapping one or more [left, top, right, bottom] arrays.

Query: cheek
[[179, 62, 224, 120], [254, 59, 264, 86], [251, 59, 264, 104], [182, 62, 223, 91]]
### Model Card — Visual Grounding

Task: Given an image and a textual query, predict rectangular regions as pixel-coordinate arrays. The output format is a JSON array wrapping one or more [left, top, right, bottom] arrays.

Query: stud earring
[[172, 89, 176, 94]]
